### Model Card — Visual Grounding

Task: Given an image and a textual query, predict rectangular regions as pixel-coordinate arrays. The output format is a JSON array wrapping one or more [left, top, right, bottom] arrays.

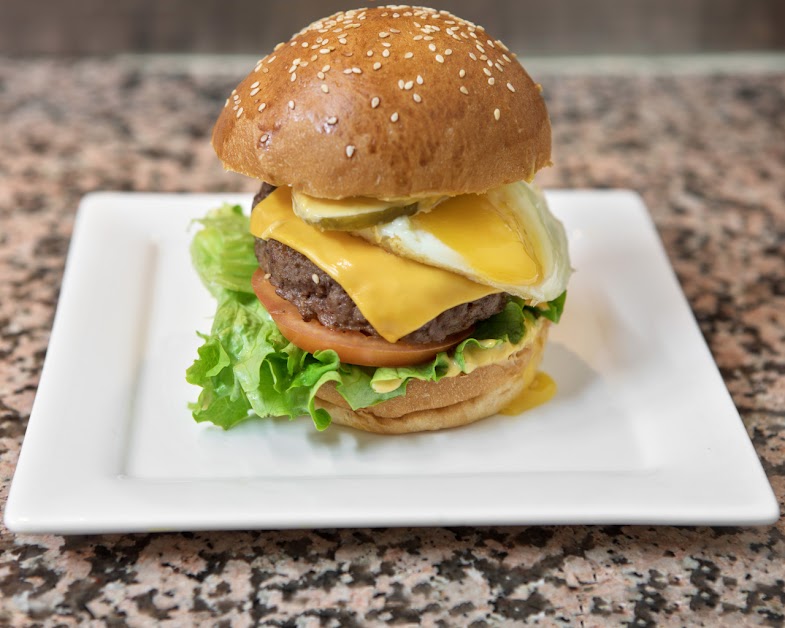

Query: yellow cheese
[[250, 187, 499, 343]]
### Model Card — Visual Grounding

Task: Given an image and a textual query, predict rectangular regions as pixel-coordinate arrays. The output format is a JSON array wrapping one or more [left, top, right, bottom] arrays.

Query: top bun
[[213, 5, 552, 199]]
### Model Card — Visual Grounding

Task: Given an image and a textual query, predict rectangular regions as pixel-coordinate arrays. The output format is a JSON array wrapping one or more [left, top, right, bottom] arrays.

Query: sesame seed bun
[[212, 5, 552, 199], [314, 320, 549, 434]]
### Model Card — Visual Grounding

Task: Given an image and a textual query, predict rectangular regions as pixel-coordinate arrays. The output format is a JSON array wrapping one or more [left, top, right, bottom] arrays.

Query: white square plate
[[4, 191, 778, 533]]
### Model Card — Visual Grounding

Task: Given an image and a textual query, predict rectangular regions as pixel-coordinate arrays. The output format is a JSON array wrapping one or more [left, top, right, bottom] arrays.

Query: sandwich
[[187, 5, 571, 434]]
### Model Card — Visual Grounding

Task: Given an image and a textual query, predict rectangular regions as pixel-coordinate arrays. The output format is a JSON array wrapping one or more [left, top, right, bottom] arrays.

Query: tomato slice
[[251, 269, 470, 367]]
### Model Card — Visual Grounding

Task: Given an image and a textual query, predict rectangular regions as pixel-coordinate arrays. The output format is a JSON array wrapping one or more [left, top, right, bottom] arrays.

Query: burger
[[187, 5, 571, 434]]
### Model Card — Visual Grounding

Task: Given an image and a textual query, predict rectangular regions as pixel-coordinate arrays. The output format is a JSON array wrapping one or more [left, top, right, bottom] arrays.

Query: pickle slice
[[292, 191, 427, 231]]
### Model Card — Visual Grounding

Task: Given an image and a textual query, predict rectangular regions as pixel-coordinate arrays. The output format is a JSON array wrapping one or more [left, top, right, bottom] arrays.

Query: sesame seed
[[317, 71, 325, 79], [445, 49, 452, 55], [460, 86, 469, 95], [258, 103, 266, 111], [379, 32, 390, 38], [495, 63, 504, 72], [312, 273, 320, 284], [343, 68, 353, 74], [321, 84, 329, 93], [232, 104, 238, 111], [288, 100, 295, 109], [352, 67, 362, 74], [260, 133, 268, 142], [339, 38, 347, 44], [507, 82, 516, 92], [488, 77, 495, 85], [264, 272, 271, 280], [267, 55, 277, 64], [371, 96, 380, 108], [404, 52, 414, 59], [435, 54, 445, 63], [503, 53, 512, 63], [236, 107, 244, 118], [428, 43, 437, 52], [390, 27, 400, 33], [413, 93, 422, 103], [320, 48, 330, 54], [391, 112, 399, 122], [382, 42, 391, 47], [404, 80, 413, 90], [322, 64, 331, 71], [469, 52, 477, 61], [250, 81, 260, 88], [398, 79, 405, 89], [494, 108, 500, 120], [424, 35, 434, 41], [250, 87, 260, 96], [416, 74, 424, 84], [413, 35, 423, 41], [327, 116, 338, 124], [224, 98, 229, 107], [346, 145, 355, 158], [483, 68, 492, 76], [367, 50, 373, 57], [459, 68, 466, 78], [373, 61, 382, 70], [291, 73, 297, 82]]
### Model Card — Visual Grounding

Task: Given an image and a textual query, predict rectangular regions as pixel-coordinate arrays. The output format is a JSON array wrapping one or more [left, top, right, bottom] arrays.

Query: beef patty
[[255, 239, 507, 344], [250, 183, 508, 344]]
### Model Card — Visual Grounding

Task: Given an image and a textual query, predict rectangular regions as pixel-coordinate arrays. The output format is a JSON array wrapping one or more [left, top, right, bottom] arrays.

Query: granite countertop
[[1, 56, 784, 626]]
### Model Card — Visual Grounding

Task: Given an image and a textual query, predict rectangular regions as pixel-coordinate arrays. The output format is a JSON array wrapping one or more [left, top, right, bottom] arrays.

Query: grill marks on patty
[[251, 183, 508, 344]]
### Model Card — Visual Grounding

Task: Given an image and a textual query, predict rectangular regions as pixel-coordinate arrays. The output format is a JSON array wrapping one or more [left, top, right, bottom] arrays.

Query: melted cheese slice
[[250, 187, 499, 343]]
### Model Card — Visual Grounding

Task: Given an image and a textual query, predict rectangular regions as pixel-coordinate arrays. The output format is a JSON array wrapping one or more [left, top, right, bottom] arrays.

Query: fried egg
[[356, 180, 571, 303]]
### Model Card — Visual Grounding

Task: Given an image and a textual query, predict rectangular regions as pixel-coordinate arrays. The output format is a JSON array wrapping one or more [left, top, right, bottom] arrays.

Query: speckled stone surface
[[1, 56, 784, 626]]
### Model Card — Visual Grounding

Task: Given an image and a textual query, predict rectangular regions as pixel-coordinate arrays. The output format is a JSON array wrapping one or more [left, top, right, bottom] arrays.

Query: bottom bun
[[315, 320, 550, 434]]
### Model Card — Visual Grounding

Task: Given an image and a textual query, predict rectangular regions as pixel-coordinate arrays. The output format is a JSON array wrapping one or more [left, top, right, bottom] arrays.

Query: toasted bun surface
[[213, 6, 551, 199], [315, 320, 549, 434]]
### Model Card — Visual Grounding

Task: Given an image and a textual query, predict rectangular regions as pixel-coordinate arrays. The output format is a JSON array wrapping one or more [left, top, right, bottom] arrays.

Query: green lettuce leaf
[[524, 290, 567, 323], [186, 204, 565, 430]]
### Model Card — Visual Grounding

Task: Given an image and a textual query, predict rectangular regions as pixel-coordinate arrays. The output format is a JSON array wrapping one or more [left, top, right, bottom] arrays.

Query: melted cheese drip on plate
[[499, 372, 557, 415]]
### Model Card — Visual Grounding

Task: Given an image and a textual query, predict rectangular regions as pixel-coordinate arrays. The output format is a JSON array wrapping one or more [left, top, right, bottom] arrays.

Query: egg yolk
[[411, 194, 540, 285]]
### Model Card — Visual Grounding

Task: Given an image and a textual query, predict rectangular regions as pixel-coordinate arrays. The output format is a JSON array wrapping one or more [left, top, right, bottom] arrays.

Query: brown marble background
[[1, 57, 784, 625]]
